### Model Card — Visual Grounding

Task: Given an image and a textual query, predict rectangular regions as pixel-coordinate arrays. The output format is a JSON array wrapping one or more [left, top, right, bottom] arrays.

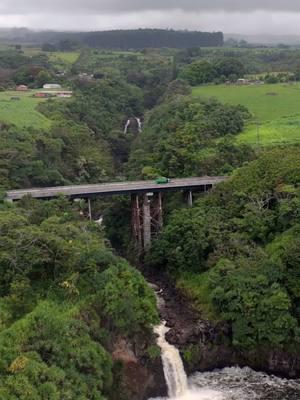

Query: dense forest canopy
[[79, 29, 224, 49], [148, 148, 300, 349], [0, 28, 224, 49]]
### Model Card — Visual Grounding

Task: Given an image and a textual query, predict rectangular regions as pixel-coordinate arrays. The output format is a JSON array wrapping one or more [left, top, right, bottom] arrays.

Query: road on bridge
[[6, 176, 227, 201]]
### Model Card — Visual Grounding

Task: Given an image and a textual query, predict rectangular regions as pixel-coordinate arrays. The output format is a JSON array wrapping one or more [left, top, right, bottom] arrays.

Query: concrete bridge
[[6, 176, 227, 253]]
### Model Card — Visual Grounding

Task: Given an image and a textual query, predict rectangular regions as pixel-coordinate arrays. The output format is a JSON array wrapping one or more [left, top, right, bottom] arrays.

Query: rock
[[112, 335, 167, 400]]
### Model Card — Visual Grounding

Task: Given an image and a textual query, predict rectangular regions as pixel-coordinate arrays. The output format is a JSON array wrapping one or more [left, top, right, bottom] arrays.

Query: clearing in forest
[[0, 90, 51, 129], [193, 83, 300, 146]]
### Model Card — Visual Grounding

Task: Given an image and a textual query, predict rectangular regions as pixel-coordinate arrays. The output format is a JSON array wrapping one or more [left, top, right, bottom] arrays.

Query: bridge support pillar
[[152, 192, 163, 233], [131, 192, 164, 255], [187, 190, 193, 208], [131, 194, 142, 254], [143, 194, 152, 251], [88, 198, 92, 221]]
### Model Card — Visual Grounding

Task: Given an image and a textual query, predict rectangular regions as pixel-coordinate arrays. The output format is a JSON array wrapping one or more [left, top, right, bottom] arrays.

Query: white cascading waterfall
[[154, 321, 188, 398], [136, 117, 142, 133], [153, 320, 224, 400], [151, 286, 224, 400], [124, 119, 131, 134], [152, 302, 300, 400], [124, 117, 142, 134]]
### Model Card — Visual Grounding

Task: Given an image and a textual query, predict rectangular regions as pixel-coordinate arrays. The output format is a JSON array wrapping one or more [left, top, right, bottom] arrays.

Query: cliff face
[[167, 319, 300, 379], [111, 335, 167, 400], [154, 274, 300, 380]]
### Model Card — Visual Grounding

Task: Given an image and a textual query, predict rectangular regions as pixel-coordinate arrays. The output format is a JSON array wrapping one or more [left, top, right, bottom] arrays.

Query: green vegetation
[[193, 83, 300, 146], [193, 83, 300, 121], [0, 199, 158, 398], [128, 93, 253, 180], [0, 121, 113, 189], [45, 51, 79, 64], [0, 91, 51, 129], [1, 38, 300, 393], [180, 58, 245, 85], [148, 148, 300, 348]]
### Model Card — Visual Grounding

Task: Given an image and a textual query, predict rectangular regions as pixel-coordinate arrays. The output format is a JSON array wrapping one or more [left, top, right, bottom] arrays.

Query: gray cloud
[[1, 0, 300, 15], [0, 1, 300, 35]]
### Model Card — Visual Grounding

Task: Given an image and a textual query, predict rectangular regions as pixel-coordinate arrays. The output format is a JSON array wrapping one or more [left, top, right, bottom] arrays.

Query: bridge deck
[[6, 177, 227, 201]]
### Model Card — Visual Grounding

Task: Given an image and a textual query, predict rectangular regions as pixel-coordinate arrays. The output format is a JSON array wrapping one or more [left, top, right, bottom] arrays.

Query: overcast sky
[[0, 0, 300, 34]]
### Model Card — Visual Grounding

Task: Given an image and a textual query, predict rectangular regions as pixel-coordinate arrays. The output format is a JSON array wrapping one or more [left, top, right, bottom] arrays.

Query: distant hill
[[0, 28, 224, 49], [78, 29, 224, 49]]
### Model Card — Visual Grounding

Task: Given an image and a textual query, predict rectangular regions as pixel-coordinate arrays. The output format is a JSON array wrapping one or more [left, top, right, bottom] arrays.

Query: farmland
[[47, 51, 80, 65], [193, 83, 300, 146], [0, 90, 51, 129]]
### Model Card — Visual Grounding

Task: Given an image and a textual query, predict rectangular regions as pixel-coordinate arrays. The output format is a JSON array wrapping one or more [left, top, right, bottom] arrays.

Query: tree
[[215, 58, 245, 78], [181, 60, 217, 85], [35, 70, 52, 88]]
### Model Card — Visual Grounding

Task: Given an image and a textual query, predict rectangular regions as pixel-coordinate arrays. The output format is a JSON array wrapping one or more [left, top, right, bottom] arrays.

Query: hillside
[[0, 90, 51, 129], [193, 83, 300, 146]]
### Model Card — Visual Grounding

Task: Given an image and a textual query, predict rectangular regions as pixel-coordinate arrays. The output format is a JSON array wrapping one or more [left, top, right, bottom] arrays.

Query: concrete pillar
[[131, 194, 142, 253], [150, 192, 163, 238], [187, 190, 193, 208], [143, 194, 152, 250], [157, 192, 163, 230], [88, 198, 92, 220]]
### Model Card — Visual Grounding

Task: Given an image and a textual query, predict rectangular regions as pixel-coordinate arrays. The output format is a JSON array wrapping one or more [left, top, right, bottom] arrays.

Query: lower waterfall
[[154, 322, 188, 398], [152, 321, 223, 400], [149, 287, 300, 400]]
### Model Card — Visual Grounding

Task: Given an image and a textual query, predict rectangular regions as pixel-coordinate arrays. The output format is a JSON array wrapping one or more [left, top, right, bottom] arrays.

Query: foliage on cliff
[[0, 198, 158, 399], [148, 147, 300, 348]]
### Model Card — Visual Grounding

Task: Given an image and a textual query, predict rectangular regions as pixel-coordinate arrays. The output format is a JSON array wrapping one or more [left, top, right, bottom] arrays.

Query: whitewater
[[150, 321, 300, 400]]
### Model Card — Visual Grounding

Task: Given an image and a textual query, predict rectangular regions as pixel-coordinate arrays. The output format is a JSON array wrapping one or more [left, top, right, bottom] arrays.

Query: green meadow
[[22, 48, 80, 65], [47, 51, 80, 64], [193, 83, 300, 146], [0, 90, 51, 129]]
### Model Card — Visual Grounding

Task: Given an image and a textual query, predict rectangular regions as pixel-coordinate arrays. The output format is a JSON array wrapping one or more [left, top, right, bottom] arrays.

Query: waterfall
[[151, 296, 300, 400], [124, 119, 131, 134], [151, 288, 224, 400], [136, 117, 142, 133], [124, 117, 142, 134], [154, 321, 188, 398]]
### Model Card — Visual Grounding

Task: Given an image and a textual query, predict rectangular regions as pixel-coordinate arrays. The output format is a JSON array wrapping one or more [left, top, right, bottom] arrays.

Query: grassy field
[[193, 83, 300, 146], [22, 48, 80, 65], [47, 51, 80, 64], [0, 90, 51, 129]]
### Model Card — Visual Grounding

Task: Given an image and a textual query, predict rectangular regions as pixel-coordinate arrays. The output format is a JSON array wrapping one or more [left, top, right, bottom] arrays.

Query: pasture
[[47, 51, 80, 65], [22, 48, 80, 65], [193, 83, 300, 146], [0, 90, 51, 129]]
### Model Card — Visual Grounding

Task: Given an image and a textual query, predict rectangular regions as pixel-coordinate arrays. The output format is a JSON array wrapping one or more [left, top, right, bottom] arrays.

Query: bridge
[[6, 176, 227, 253]]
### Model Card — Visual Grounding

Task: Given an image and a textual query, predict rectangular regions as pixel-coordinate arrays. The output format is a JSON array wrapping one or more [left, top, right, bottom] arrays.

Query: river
[[150, 320, 300, 400]]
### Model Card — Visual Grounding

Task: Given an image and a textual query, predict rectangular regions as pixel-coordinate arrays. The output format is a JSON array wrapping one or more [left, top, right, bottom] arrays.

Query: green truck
[[155, 177, 171, 184]]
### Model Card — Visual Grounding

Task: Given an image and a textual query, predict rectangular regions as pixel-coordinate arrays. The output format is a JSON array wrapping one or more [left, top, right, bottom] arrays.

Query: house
[[78, 72, 94, 81], [16, 85, 28, 91], [34, 91, 73, 99], [43, 83, 62, 90], [34, 92, 53, 98], [55, 71, 66, 77], [236, 79, 249, 85], [56, 91, 73, 98]]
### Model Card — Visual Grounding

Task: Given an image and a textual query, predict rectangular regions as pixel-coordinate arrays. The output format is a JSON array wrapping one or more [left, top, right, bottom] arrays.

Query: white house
[[43, 84, 62, 90]]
